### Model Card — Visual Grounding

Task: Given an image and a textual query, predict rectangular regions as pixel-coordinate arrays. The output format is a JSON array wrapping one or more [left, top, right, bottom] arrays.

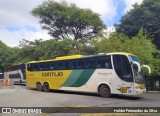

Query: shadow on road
[[111, 94, 142, 100], [29, 88, 143, 100]]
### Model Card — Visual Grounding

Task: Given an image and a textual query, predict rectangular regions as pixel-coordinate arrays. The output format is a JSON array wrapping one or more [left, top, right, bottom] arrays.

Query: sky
[[0, 0, 143, 47]]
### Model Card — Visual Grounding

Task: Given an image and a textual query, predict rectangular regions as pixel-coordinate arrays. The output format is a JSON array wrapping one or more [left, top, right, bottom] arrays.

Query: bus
[[26, 52, 149, 97], [4, 63, 26, 85], [0, 73, 3, 81], [0, 65, 3, 80]]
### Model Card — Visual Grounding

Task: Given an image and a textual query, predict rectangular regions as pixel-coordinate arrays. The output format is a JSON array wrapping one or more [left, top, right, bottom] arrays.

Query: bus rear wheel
[[99, 85, 111, 98], [36, 82, 43, 91], [43, 82, 50, 92]]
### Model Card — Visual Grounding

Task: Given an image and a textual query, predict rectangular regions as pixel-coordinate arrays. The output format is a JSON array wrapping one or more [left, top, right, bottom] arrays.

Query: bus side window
[[69, 61, 77, 69], [58, 62, 62, 70], [84, 58, 95, 69], [105, 63, 111, 69], [43, 63, 48, 70], [78, 60, 84, 69], [39, 64, 44, 70], [57, 63, 62, 70], [47, 64, 50, 70], [28, 64, 32, 71], [30, 64, 38, 71], [73, 62, 77, 69], [89, 60, 95, 69], [97, 56, 112, 69], [97, 59, 103, 68], [65, 62, 69, 69], [50, 63, 55, 70]]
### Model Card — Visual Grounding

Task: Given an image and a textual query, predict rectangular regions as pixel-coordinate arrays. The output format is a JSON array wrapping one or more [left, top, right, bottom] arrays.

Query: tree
[[16, 38, 96, 63], [95, 29, 157, 76], [32, 0, 106, 41], [115, 0, 160, 49], [0, 41, 18, 66]]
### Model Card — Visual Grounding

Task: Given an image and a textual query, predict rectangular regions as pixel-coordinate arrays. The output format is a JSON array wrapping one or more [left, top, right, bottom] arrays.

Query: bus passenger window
[[105, 63, 110, 69], [88, 60, 95, 69], [70, 61, 77, 69], [39, 64, 44, 70], [97, 56, 112, 69], [85, 58, 95, 69], [31, 64, 38, 71], [65, 62, 69, 69], [45, 64, 50, 70], [78, 61, 84, 69], [28, 64, 32, 71], [58, 63, 63, 70], [50, 64, 54, 70], [97, 59, 105, 68]]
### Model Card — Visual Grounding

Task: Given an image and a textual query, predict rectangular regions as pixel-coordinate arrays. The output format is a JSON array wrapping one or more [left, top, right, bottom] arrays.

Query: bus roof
[[5, 63, 25, 68], [108, 52, 136, 56], [27, 52, 136, 64], [28, 55, 84, 63], [55, 55, 83, 60]]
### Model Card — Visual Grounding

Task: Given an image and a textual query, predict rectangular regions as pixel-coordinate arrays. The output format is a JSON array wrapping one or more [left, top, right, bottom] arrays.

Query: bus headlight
[[135, 86, 139, 89]]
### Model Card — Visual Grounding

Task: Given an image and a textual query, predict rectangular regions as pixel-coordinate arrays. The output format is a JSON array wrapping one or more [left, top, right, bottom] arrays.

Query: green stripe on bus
[[61, 70, 83, 87], [71, 69, 95, 87]]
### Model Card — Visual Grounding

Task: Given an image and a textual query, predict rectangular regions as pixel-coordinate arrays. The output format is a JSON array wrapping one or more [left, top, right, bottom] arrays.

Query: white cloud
[[0, 0, 144, 47], [0, 0, 42, 28], [0, 0, 118, 47], [0, 29, 51, 47], [61, 0, 117, 21], [0, 0, 51, 47], [123, 0, 143, 13]]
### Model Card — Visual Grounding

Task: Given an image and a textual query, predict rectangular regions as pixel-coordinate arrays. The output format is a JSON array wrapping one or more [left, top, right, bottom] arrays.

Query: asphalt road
[[0, 85, 160, 116]]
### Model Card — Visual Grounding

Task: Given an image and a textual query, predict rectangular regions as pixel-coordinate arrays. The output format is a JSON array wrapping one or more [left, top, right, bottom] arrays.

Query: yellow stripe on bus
[[27, 70, 72, 89]]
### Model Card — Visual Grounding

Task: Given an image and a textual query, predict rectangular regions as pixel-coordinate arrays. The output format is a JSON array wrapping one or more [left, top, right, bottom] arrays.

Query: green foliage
[[32, 0, 106, 41], [0, 30, 159, 77], [95, 29, 158, 76], [0, 41, 18, 67], [115, 0, 160, 49], [15, 39, 96, 64], [152, 51, 160, 77]]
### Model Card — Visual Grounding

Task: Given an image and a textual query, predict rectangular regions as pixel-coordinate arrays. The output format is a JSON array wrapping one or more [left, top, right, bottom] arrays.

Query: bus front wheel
[[99, 85, 111, 98], [36, 82, 43, 91], [43, 82, 50, 92]]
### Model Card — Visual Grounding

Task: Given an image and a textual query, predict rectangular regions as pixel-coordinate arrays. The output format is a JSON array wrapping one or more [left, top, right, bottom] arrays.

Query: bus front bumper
[[135, 88, 146, 95]]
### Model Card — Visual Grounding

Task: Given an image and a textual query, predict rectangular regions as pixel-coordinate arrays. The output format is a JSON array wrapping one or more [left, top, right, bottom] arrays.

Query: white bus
[[4, 63, 26, 85], [26, 52, 150, 97], [0, 73, 3, 82]]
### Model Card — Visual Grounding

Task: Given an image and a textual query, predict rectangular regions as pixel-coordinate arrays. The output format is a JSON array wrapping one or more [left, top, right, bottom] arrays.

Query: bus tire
[[36, 82, 43, 91], [99, 85, 111, 98], [43, 82, 50, 92]]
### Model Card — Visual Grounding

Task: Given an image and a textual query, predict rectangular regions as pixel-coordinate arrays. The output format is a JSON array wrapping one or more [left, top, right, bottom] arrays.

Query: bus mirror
[[142, 65, 151, 74], [132, 61, 141, 72]]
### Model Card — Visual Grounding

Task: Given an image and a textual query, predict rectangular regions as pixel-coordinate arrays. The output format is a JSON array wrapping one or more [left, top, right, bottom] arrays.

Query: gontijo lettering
[[42, 72, 63, 77]]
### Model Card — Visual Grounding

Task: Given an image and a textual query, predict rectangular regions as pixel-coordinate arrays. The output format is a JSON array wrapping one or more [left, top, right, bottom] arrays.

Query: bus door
[[113, 55, 134, 95]]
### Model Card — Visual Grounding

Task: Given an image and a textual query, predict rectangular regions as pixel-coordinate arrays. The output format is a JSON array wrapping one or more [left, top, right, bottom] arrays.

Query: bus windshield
[[129, 55, 144, 84]]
